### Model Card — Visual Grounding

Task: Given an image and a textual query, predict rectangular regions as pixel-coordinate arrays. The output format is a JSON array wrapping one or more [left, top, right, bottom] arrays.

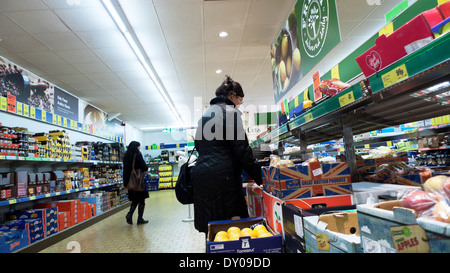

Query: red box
[[356, 14, 434, 77], [422, 7, 445, 28], [246, 183, 264, 218], [262, 190, 353, 235], [439, 1, 450, 18]]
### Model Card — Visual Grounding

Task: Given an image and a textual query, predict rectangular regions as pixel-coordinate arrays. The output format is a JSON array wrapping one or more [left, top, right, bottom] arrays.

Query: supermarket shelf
[[0, 182, 121, 207], [0, 155, 121, 165], [15, 201, 130, 253], [251, 33, 450, 148]]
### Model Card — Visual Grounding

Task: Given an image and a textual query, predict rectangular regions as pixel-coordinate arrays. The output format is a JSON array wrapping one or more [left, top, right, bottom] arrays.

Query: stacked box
[[37, 201, 76, 228], [246, 183, 264, 218], [356, 153, 408, 174], [207, 217, 283, 253], [261, 162, 352, 200], [262, 190, 354, 235], [282, 203, 356, 253], [7, 207, 58, 239], [58, 212, 68, 231], [303, 212, 362, 253], [357, 201, 450, 253], [0, 229, 29, 253]]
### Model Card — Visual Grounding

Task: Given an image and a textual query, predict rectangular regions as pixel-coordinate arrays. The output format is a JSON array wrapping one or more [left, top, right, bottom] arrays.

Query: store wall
[[142, 129, 188, 159]]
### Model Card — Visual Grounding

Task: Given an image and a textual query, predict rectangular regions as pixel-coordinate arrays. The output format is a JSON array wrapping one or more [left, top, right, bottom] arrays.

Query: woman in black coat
[[191, 76, 263, 234], [123, 141, 149, 225]]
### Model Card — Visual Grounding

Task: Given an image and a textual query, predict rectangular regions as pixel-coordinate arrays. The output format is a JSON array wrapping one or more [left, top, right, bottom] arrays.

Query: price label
[[316, 233, 330, 251], [0, 97, 6, 111], [390, 225, 429, 253], [305, 112, 313, 122], [23, 104, 29, 117], [379, 22, 394, 37], [16, 102, 23, 115], [339, 91, 355, 107], [52, 114, 57, 124], [331, 64, 340, 80], [382, 64, 409, 88]]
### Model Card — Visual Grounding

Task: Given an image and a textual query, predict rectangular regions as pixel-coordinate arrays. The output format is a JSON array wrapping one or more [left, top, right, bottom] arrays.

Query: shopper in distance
[[123, 141, 149, 225], [191, 75, 263, 235]]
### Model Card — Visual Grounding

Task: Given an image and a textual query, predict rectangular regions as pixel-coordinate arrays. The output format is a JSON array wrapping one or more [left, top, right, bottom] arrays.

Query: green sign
[[272, 0, 341, 103]]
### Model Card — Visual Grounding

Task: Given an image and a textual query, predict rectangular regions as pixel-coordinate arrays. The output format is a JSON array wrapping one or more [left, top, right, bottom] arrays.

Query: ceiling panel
[[0, 0, 407, 129]]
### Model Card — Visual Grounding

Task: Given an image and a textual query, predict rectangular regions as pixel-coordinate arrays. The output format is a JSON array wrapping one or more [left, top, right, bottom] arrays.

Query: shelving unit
[[250, 33, 450, 180]]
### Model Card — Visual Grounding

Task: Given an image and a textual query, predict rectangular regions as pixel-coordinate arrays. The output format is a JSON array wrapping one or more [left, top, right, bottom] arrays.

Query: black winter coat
[[191, 96, 262, 233], [123, 152, 149, 202]]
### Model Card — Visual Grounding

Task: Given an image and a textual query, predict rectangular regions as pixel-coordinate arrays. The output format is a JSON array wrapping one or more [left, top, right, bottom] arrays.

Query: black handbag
[[175, 148, 196, 204], [127, 154, 145, 192]]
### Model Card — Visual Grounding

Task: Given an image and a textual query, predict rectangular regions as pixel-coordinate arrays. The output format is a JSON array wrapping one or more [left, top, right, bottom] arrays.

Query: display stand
[[182, 204, 194, 222]]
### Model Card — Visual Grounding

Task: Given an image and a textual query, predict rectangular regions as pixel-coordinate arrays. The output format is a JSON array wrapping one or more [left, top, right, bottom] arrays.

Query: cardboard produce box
[[207, 217, 283, 253], [304, 211, 362, 253], [263, 190, 354, 236], [356, 153, 408, 174], [352, 182, 421, 204], [246, 183, 264, 218], [282, 203, 356, 253], [357, 201, 450, 253], [261, 162, 352, 200]]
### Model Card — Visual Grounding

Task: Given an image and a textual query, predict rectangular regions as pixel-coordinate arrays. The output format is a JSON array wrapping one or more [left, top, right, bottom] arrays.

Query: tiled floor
[[39, 190, 206, 253]]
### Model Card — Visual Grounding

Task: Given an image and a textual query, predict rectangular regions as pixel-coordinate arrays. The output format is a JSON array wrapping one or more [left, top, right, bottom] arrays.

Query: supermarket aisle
[[39, 190, 205, 253]]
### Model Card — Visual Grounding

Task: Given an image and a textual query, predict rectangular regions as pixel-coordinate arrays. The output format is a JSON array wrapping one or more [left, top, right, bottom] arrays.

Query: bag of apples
[[400, 175, 450, 223]]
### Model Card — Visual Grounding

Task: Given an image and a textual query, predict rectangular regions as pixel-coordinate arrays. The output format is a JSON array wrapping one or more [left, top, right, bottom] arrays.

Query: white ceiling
[[0, 0, 405, 129]]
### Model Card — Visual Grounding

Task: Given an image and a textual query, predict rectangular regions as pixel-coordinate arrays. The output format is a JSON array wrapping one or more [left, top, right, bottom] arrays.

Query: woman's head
[[126, 141, 141, 154], [215, 75, 244, 106]]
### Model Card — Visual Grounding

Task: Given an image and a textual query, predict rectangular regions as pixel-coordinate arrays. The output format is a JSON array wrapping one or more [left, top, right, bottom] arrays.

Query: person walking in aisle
[[123, 141, 149, 225], [192, 75, 263, 234]]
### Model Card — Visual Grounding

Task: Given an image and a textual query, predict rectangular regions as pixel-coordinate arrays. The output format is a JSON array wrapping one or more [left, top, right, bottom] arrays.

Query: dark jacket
[[191, 96, 262, 233], [123, 152, 149, 202]]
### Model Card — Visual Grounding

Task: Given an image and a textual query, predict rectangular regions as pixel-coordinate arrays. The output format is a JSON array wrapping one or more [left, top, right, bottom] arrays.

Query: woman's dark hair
[[215, 75, 244, 98], [124, 141, 141, 160]]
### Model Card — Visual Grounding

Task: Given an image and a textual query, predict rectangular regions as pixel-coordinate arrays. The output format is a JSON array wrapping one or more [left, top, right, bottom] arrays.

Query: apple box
[[282, 203, 356, 253], [263, 190, 354, 236], [356, 14, 435, 78], [357, 201, 450, 253], [206, 217, 283, 253], [304, 211, 362, 253]]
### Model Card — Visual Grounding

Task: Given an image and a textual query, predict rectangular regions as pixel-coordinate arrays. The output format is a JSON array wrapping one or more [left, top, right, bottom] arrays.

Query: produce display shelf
[[0, 182, 121, 207], [250, 33, 450, 148], [369, 32, 450, 94], [0, 155, 121, 165]]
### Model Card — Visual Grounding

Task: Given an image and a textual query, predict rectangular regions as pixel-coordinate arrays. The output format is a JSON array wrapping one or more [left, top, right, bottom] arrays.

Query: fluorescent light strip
[[101, 0, 183, 125]]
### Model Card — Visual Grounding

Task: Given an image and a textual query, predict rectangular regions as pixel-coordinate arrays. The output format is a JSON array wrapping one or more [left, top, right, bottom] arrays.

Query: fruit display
[[318, 78, 351, 98], [213, 224, 273, 242], [398, 175, 450, 223]]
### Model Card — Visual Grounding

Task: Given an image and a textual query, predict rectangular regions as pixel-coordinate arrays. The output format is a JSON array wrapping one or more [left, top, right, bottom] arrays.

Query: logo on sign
[[366, 51, 382, 71], [300, 0, 330, 58]]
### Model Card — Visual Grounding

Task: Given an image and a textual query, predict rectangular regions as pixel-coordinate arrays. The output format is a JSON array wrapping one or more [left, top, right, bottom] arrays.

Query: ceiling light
[[101, 0, 184, 126], [216, 69, 222, 74], [218, 31, 229, 38]]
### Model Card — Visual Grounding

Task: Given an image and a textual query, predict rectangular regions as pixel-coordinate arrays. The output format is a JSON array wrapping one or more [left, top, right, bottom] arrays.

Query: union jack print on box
[[261, 162, 352, 200]]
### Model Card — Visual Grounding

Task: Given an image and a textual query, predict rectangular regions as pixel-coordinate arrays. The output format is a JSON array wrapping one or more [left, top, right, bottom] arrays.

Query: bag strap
[[186, 147, 196, 165]]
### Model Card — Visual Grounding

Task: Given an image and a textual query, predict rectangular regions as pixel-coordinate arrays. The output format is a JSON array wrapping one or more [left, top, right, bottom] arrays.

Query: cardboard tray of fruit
[[206, 217, 283, 253], [357, 175, 450, 253]]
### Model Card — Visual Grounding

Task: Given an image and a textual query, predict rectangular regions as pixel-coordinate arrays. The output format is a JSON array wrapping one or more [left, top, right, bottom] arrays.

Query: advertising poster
[[54, 86, 79, 122], [272, 0, 341, 102]]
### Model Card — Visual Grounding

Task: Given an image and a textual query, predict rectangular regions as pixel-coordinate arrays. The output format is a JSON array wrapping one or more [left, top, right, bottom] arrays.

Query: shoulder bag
[[127, 154, 145, 192], [175, 147, 196, 204]]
